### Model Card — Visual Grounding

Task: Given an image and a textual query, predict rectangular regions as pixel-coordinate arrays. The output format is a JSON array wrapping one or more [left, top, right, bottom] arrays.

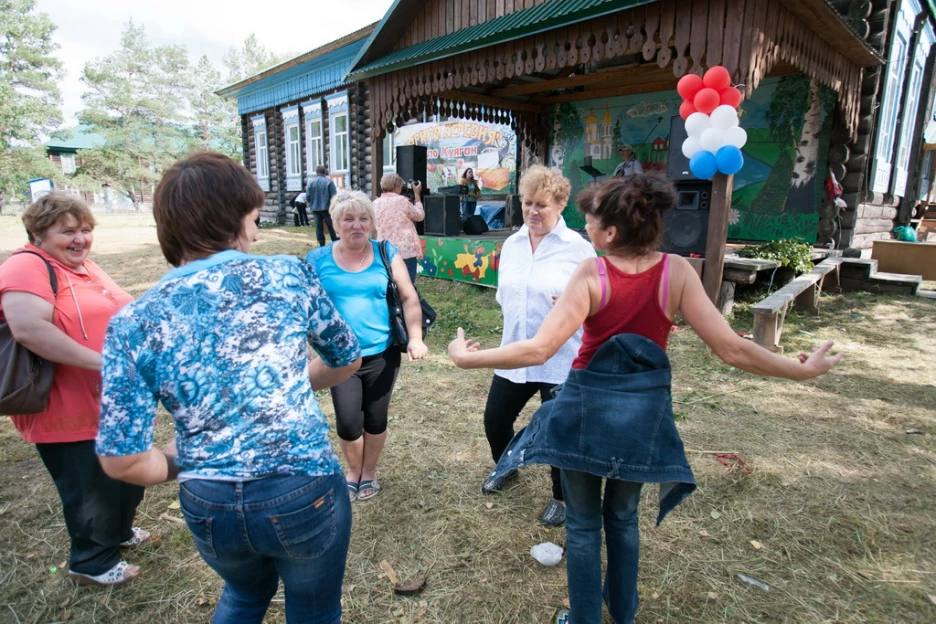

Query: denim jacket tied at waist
[[491, 333, 696, 525]]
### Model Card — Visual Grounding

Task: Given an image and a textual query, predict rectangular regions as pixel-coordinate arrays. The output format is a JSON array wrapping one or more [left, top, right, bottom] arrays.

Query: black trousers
[[295, 202, 310, 226], [312, 210, 338, 247], [482, 374, 563, 501], [331, 348, 401, 441], [36, 440, 145, 575]]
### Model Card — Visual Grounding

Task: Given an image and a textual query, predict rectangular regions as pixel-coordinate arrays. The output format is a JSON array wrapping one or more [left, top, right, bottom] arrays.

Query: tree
[[189, 55, 240, 159], [222, 34, 282, 83], [76, 21, 191, 205], [0, 0, 64, 207]]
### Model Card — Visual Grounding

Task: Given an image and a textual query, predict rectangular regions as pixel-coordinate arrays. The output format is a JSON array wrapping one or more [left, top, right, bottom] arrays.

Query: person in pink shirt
[[0, 193, 146, 586], [374, 173, 424, 283]]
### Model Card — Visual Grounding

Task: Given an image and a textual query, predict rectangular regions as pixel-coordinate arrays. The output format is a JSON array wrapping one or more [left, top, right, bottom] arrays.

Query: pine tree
[[0, 0, 64, 207], [189, 55, 240, 159], [76, 21, 192, 206]]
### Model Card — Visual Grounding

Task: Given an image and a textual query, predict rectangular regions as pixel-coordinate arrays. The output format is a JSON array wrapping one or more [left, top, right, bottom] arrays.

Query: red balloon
[[703, 66, 732, 91], [677, 74, 704, 102], [679, 100, 697, 120], [694, 88, 720, 114], [720, 86, 743, 108]]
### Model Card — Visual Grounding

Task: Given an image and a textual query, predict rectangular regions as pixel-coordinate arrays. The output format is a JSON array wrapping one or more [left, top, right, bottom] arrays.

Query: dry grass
[[1, 214, 935, 623]]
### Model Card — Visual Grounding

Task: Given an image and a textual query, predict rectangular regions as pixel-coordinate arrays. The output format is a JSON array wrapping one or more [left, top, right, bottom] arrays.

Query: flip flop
[[357, 479, 381, 501], [347, 481, 359, 501]]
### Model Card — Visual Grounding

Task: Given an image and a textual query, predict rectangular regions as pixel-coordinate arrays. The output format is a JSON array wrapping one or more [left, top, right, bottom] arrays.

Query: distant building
[[43, 125, 103, 205]]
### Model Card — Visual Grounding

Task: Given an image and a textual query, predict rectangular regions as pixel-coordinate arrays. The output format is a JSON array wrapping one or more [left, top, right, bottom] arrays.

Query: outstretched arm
[[449, 259, 594, 369], [675, 257, 841, 380]]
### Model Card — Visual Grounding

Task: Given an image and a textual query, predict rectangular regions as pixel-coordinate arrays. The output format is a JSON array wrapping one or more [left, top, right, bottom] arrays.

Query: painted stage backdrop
[[549, 75, 836, 242], [418, 236, 502, 287], [394, 119, 518, 195]]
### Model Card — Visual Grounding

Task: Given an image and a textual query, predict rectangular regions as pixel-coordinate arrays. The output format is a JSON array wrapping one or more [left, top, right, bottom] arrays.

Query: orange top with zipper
[[0, 245, 133, 443]]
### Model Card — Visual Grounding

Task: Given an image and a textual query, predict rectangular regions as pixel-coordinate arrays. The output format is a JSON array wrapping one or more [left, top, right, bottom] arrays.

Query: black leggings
[[331, 348, 401, 441], [482, 374, 563, 501]]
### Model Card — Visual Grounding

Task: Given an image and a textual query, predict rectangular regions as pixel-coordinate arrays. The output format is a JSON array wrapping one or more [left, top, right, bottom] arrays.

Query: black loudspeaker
[[666, 115, 695, 181], [505, 194, 522, 227], [462, 215, 489, 235], [424, 195, 461, 236], [396, 145, 428, 188], [662, 181, 711, 255]]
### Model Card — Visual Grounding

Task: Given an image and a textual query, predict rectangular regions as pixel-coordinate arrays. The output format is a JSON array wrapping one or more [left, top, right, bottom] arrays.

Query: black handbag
[[0, 251, 58, 416], [377, 241, 436, 349]]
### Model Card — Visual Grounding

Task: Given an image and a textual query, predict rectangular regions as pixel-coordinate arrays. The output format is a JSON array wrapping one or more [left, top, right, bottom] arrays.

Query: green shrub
[[737, 239, 812, 275]]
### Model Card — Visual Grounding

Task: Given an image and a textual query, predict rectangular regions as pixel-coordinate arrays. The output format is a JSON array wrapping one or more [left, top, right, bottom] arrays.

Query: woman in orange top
[[0, 193, 146, 586]]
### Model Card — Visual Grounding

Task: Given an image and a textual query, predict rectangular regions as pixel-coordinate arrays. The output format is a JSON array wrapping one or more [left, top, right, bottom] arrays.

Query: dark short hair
[[316, 165, 327, 175], [153, 151, 264, 266], [576, 175, 676, 255], [22, 192, 97, 244]]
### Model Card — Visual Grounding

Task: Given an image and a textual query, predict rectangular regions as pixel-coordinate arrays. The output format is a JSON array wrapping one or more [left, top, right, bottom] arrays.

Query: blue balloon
[[715, 145, 744, 175], [689, 150, 717, 179]]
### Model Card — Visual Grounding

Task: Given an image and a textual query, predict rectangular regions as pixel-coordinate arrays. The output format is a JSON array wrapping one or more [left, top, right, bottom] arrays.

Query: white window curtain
[[252, 115, 270, 192], [383, 131, 396, 172], [870, 0, 919, 193], [892, 21, 935, 197], [302, 100, 323, 175], [281, 107, 301, 191], [60, 153, 76, 175], [325, 92, 350, 180]]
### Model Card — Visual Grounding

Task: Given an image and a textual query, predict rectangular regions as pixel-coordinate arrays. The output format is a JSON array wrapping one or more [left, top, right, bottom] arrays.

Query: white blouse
[[495, 217, 596, 384]]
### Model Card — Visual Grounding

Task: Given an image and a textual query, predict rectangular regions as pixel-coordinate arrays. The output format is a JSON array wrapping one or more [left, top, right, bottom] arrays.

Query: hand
[[796, 340, 843, 379], [407, 339, 428, 361], [447, 327, 480, 368]]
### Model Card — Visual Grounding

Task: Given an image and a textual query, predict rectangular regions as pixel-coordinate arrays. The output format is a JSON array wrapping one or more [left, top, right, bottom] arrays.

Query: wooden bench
[[751, 258, 842, 352], [718, 256, 781, 315]]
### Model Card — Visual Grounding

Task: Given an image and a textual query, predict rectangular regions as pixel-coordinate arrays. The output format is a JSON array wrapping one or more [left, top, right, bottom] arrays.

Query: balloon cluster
[[677, 66, 746, 179]]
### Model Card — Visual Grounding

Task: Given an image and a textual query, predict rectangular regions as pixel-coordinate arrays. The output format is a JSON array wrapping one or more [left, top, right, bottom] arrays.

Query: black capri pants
[[330, 348, 401, 441]]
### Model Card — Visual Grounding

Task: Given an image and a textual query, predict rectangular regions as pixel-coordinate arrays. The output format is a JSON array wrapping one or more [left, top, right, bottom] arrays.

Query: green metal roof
[[347, 0, 654, 81], [44, 125, 105, 151]]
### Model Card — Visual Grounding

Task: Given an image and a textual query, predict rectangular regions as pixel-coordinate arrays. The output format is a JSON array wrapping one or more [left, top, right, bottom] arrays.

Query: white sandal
[[68, 560, 140, 586], [120, 527, 151, 548]]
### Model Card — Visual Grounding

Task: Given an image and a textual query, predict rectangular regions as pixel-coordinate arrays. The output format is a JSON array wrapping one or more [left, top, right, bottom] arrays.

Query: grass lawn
[[1, 214, 935, 623]]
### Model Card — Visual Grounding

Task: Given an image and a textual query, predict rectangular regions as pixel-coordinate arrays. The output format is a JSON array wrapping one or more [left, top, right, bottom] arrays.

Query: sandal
[[357, 479, 381, 501], [539, 500, 566, 527], [554, 609, 570, 624], [120, 527, 151, 548], [68, 560, 140, 586], [347, 481, 359, 502]]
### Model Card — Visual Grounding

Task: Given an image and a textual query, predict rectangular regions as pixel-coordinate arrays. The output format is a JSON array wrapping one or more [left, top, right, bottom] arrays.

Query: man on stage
[[613, 144, 643, 177]]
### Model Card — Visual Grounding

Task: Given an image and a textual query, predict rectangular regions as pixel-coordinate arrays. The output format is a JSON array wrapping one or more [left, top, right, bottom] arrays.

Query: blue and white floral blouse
[[95, 250, 361, 481]]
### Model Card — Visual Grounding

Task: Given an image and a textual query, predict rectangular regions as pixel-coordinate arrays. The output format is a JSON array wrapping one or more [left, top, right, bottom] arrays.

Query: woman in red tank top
[[449, 175, 842, 624]]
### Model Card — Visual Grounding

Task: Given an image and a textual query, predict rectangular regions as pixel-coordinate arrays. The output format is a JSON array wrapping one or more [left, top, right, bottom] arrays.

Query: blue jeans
[[561, 470, 643, 624], [180, 474, 351, 624], [403, 257, 418, 284]]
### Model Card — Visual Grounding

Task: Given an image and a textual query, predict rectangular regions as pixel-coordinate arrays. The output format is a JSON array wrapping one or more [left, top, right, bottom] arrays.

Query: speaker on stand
[[663, 115, 712, 255]]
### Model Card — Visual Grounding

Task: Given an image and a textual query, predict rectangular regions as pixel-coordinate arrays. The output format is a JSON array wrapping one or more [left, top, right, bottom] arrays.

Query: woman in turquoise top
[[307, 191, 428, 501]]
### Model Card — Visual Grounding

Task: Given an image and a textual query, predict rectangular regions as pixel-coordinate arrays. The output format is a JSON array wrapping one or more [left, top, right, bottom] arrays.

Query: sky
[[35, 0, 392, 127]]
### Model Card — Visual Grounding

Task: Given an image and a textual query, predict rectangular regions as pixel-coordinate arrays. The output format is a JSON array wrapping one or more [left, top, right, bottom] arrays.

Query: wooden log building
[[217, 24, 378, 223]]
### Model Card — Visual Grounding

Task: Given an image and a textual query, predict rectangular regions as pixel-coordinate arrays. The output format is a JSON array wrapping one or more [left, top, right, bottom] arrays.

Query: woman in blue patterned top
[[95, 152, 362, 624], [307, 190, 428, 502]]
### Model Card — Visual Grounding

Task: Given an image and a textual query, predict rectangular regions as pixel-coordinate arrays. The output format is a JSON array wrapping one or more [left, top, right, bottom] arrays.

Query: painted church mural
[[548, 75, 835, 242]]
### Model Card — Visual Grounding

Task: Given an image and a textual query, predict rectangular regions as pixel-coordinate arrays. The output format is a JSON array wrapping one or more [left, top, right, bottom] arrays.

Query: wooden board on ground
[[871, 240, 936, 280]]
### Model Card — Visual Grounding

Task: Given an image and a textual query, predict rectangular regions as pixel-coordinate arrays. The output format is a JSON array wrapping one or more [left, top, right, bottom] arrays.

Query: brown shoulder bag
[[0, 251, 58, 415]]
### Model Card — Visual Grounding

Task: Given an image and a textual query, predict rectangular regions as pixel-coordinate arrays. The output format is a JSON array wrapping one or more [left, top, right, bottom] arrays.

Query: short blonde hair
[[329, 190, 376, 237], [22, 192, 97, 244], [380, 173, 404, 193], [518, 165, 571, 208]]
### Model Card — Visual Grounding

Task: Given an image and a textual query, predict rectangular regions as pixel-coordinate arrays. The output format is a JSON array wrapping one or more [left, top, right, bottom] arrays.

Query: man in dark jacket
[[306, 165, 339, 246]]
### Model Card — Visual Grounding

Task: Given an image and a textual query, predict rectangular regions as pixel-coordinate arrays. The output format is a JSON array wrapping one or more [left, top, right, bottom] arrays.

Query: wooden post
[[703, 172, 734, 304], [371, 128, 384, 200]]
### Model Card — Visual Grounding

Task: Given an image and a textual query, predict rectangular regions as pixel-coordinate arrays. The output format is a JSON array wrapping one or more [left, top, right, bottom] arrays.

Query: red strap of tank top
[[662, 254, 670, 312], [597, 257, 608, 311]]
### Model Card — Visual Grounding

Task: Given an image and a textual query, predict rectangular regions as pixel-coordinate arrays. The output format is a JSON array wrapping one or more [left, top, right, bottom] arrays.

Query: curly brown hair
[[576, 175, 676, 255]]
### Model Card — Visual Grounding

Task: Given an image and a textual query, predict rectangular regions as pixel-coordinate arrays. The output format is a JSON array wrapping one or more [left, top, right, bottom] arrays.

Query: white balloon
[[723, 125, 748, 149], [685, 112, 711, 138], [710, 105, 740, 130], [700, 127, 725, 153], [681, 136, 702, 159]]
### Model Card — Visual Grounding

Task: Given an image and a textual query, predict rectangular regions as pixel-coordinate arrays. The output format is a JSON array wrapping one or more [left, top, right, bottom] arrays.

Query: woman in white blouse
[[481, 165, 596, 526]]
